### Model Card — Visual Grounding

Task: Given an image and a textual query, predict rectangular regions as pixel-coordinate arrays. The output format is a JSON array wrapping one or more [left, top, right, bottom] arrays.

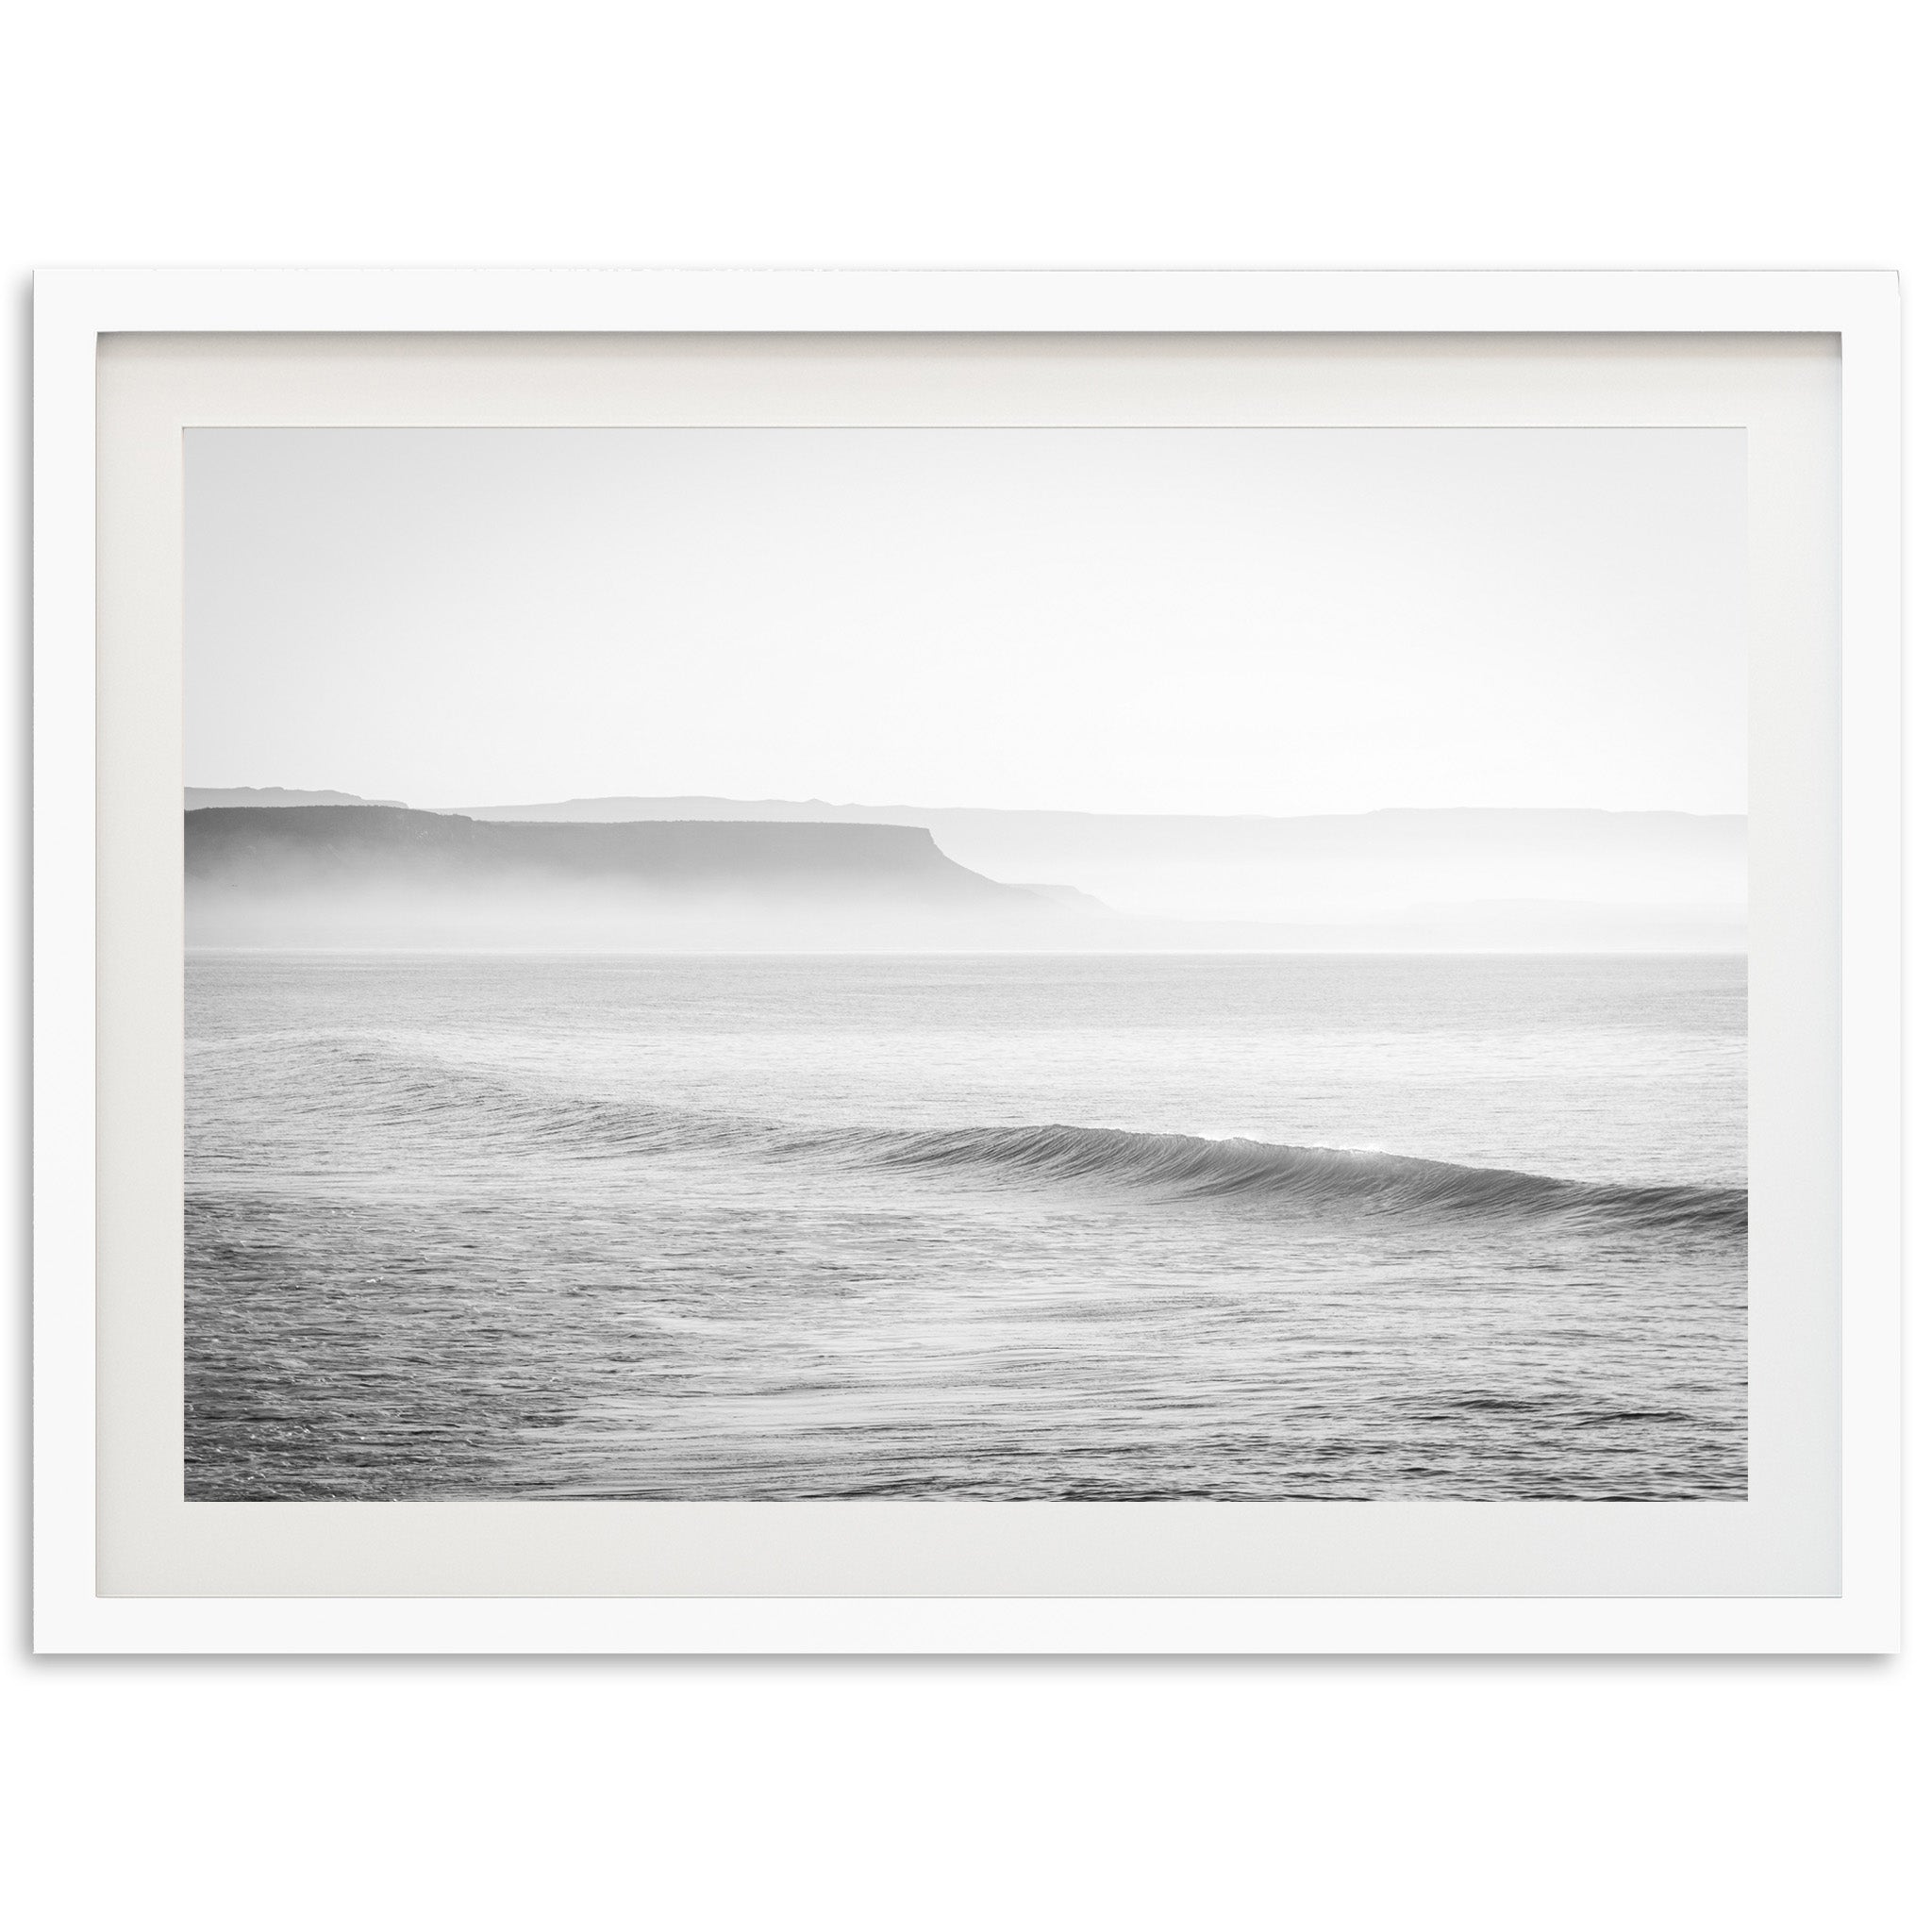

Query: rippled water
[[186, 952, 1747, 1500]]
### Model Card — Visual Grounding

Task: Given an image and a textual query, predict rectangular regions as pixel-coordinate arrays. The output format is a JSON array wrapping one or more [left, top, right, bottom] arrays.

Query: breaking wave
[[840, 1123, 1746, 1235], [212, 1037, 1745, 1238]]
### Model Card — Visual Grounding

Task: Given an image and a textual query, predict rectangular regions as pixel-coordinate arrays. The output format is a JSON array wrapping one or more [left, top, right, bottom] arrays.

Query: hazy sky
[[186, 426, 1745, 816]]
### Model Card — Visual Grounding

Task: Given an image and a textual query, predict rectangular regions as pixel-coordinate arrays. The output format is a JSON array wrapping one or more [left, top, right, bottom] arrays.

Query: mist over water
[[186, 951, 1746, 1500], [183, 425, 1752, 1501], [183, 798, 1750, 952]]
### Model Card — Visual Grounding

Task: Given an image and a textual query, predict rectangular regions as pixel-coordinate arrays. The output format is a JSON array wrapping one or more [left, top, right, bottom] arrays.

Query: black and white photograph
[[184, 424, 1749, 1503]]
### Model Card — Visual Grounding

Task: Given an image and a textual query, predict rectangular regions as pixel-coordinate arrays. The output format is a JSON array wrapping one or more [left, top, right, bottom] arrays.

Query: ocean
[[185, 951, 1747, 1501]]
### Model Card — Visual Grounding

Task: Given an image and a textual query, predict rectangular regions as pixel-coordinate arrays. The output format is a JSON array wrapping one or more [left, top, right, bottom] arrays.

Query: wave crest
[[853, 1123, 1746, 1235], [256, 1040, 1744, 1238]]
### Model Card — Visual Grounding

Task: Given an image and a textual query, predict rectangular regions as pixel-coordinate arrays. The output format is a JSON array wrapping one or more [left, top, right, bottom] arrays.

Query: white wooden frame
[[33, 270, 1901, 1653]]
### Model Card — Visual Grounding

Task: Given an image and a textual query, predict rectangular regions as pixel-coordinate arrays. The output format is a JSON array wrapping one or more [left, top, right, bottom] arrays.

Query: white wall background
[[4, 5, 1922, 1927]]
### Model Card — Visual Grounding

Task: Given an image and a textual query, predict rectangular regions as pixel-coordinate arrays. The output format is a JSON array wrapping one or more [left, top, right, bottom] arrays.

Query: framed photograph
[[33, 270, 1900, 1653]]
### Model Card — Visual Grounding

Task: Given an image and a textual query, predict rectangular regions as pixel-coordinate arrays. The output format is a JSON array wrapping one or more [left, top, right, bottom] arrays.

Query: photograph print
[[184, 425, 1748, 1502]]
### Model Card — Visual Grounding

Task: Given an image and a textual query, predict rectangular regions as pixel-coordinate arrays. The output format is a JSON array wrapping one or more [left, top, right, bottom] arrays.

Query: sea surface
[[186, 952, 1747, 1500]]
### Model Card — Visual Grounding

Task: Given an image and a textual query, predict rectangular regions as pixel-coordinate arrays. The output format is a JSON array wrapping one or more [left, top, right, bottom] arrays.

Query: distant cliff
[[186, 806, 1045, 947], [443, 797, 1748, 941], [184, 801, 1747, 954]]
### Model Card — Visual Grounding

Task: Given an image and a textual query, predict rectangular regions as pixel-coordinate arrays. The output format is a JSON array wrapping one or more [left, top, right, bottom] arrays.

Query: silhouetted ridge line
[[185, 805, 1038, 905]]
